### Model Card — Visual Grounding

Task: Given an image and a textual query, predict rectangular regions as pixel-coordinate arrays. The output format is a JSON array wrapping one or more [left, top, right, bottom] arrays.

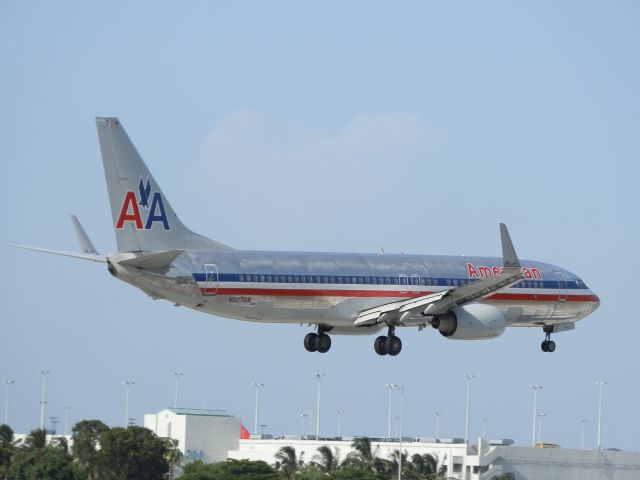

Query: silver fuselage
[[109, 250, 599, 334]]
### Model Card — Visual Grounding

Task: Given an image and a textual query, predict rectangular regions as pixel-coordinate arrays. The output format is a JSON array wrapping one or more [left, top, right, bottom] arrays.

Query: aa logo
[[115, 178, 170, 230]]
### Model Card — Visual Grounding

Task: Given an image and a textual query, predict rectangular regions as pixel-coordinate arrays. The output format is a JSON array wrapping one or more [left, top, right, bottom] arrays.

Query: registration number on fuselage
[[228, 296, 253, 304]]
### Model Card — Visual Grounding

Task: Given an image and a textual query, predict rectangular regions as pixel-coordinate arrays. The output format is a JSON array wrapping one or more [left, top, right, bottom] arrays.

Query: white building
[[144, 408, 640, 479], [144, 408, 240, 463]]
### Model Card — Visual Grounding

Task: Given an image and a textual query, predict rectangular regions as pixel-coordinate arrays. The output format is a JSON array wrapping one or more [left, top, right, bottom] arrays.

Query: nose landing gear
[[541, 325, 556, 353]]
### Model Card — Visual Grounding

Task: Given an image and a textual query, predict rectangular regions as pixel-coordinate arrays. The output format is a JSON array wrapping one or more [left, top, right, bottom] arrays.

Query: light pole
[[581, 419, 588, 449], [123, 381, 134, 427], [464, 374, 474, 444], [537, 413, 546, 443], [386, 384, 398, 439], [481, 417, 489, 438], [596, 381, 606, 450], [50, 416, 58, 435], [397, 387, 405, 480], [434, 412, 442, 440], [4, 380, 14, 426], [299, 413, 309, 437], [39, 371, 50, 430], [530, 385, 543, 446], [315, 373, 325, 440], [252, 382, 264, 435], [64, 406, 71, 436], [337, 410, 344, 438], [173, 372, 184, 408]]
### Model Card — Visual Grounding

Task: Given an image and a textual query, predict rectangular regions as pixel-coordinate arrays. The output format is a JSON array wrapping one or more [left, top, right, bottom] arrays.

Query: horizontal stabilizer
[[7, 244, 107, 263], [118, 249, 184, 269]]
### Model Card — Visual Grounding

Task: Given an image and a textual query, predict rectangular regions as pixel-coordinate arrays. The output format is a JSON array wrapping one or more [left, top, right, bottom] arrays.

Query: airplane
[[11, 117, 600, 356]]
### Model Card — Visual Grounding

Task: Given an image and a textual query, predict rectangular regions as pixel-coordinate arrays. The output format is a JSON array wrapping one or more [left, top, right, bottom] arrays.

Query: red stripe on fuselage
[[202, 287, 598, 303]]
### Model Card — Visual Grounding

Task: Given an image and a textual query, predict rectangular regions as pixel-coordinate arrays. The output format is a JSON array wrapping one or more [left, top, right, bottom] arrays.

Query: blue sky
[[2, 1, 639, 450]]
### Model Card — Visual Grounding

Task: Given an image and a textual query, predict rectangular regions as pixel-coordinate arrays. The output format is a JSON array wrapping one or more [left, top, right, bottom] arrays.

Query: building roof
[[167, 407, 232, 417]]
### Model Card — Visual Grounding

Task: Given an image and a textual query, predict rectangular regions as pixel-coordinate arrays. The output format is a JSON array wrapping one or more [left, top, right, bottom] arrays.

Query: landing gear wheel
[[304, 333, 318, 352], [317, 333, 332, 353], [386, 336, 402, 356], [374, 336, 388, 355], [540, 326, 557, 353]]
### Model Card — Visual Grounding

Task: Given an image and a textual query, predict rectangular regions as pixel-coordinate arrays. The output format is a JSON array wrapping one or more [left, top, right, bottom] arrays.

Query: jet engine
[[432, 304, 505, 340]]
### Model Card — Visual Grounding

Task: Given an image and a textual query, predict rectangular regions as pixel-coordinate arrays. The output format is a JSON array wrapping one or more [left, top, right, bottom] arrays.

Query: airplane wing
[[354, 224, 524, 326]]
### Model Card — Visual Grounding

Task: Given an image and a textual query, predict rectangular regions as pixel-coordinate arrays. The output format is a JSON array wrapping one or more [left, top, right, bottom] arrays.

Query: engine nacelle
[[433, 304, 505, 340]]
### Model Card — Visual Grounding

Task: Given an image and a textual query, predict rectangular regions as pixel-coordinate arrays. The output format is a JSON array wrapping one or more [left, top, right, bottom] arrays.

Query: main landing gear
[[541, 325, 556, 353], [304, 327, 332, 353], [374, 325, 402, 356]]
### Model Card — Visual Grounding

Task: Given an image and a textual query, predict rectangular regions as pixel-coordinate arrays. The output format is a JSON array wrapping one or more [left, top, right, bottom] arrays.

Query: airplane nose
[[591, 292, 600, 312]]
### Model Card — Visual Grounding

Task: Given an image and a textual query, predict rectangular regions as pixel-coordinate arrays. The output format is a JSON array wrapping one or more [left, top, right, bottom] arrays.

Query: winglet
[[71, 215, 99, 255], [500, 223, 520, 269]]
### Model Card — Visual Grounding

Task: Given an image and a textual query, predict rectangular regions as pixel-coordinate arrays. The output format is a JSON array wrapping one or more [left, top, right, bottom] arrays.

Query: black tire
[[547, 340, 556, 352], [374, 336, 388, 355], [318, 333, 332, 353], [541, 340, 549, 352], [304, 333, 318, 352], [387, 336, 403, 356]]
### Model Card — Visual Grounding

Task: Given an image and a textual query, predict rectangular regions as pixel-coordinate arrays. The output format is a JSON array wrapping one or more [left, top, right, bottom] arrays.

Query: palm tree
[[275, 445, 304, 479], [163, 437, 183, 479], [345, 437, 386, 474], [312, 445, 340, 473], [23, 428, 46, 450], [50, 436, 69, 453], [388, 449, 411, 478], [410, 453, 447, 480]]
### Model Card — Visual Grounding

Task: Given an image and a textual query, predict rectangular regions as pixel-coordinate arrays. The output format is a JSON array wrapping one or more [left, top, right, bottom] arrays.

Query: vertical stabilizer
[[96, 117, 232, 253]]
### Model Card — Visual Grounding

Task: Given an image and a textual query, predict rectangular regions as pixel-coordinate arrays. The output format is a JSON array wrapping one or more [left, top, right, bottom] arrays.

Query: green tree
[[8, 443, 76, 480], [387, 449, 410, 478], [99, 426, 169, 480], [0, 425, 15, 480], [178, 459, 279, 480], [274, 445, 304, 479], [311, 445, 341, 474], [326, 467, 378, 480], [409, 453, 446, 479], [344, 438, 385, 474], [22, 430, 46, 451], [162, 437, 183, 479], [72, 420, 110, 480], [491, 474, 515, 480]]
